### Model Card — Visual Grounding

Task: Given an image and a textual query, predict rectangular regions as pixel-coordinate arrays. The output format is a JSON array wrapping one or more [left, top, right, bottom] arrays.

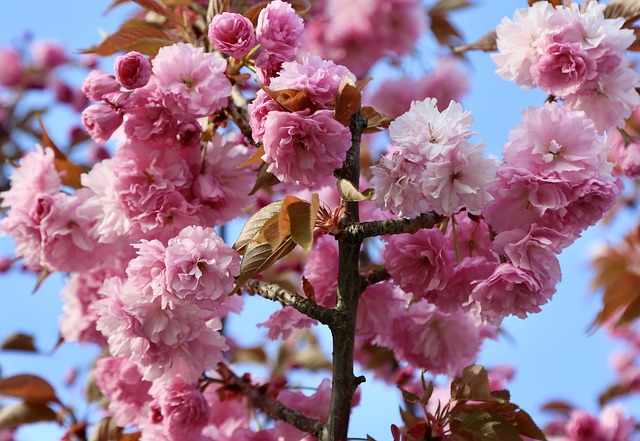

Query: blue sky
[[0, 1, 639, 440]]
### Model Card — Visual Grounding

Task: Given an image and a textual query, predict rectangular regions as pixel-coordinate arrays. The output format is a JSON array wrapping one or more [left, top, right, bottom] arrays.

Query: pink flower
[[269, 55, 353, 109], [492, 226, 563, 275], [248, 90, 282, 143], [565, 410, 609, 441], [115, 51, 152, 89], [472, 263, 551, 319], [534, 41, 597, 97], [422, 139, 497, 216], [191, 133, 256, 225], [146, 376, 211, 441], [432, 256, 497, 314], [390, 301, 482, 375], [123, 82, 179, 146], [262, 109, 351, 187], [384, 228, 456, 298], [82, 69, 120, 101], [152, 42, 231, 121], [82, 103, 123, 144], [503, 103, 603, 183], [163, 226, 240, 310], [208, 12, 257, 59], [257, 306, 318, 340], [609, 132, 640, 178], [0, 48, 23, 87], [95, 356, 152, 427], [256, 0, 304, 63], [31, 40, 67, 70], [356, 282, 409, 343], [303, 234, 338, 307]]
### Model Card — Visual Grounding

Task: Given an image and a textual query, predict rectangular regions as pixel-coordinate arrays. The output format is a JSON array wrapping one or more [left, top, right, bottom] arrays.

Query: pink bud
[[81, 103, 123, 144], [82, 69, 120, 101], [208, 12, 257, 59], [114, 51, 151, 90], [31, 41, 67, 70]]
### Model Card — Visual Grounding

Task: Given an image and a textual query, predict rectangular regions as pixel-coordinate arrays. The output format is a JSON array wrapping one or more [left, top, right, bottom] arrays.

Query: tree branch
[[243, 279, 336, 326], [335, 211, 444, 242], [217, 363, 325, 436], [224, 86, 258, 147], [361, 267, 391, 288]]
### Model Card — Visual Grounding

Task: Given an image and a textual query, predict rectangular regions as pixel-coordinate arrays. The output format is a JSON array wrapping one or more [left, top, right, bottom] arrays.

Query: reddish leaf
[[451, 365, 499, 403], [278, 195, 313, 252], [361, 106, 392, 133], [335, 77, 361, 127], [234, 200, 283, 254], [529, 0, 562, 6], [81, 25, 172, 56], [229, 346, 268, 364], [235, 237, 297, 289], [0, 402, 57, 429], [540, 400, 575, 413], [263, 88, 317, 113], [430, 0, 472, 14], [1, 333, 37, 353], [604, 0, 640, 24], [244, 1, 270, 25], [129, 0, 181, 23], [238, 145, 265, 168], [36, 115, 85, 188], [301, 276, 317, 303], [249, 162, 281, 195], [0, 374, 60, 404], [399, 386, 421, 404], [428, 12, 463, 47], [599, 384, 633, 406]]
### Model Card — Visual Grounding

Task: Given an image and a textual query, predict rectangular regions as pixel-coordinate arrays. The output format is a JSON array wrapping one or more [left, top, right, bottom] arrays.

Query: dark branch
[[243, 279, 336, 326], [217, 363, 326, 436], [224, 90, 258, 147], [335, 211, 444, 242]]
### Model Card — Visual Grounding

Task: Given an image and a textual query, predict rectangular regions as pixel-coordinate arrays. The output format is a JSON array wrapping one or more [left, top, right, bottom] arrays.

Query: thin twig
[[335, 211, 444, 242]]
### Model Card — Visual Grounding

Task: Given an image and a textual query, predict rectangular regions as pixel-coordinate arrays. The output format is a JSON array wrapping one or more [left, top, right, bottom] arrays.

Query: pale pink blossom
[[257, 306, 318, 340], [208, 12, 257, 59], [269, 55, 353, 109], [163, 226, 240, 310], [608, 132, 640, 178], [115, 51, 152, 89], [421, 139, 497, 216], [262, 109, 351, 187], [152, 42, 231, 121], [303, 234, 338, 307], [95, 356, 152, 427], [534, 41, 597, 97]]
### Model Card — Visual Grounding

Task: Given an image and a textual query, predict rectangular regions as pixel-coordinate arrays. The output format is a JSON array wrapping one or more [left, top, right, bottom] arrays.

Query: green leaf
[[233, 200, 283, 254], [0, 402, 57, 429], [0, 374, 60, 404]]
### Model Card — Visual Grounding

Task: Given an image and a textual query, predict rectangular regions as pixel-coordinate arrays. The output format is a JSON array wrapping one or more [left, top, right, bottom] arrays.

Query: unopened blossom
[[81, 103, 123, 144], [261, 109, 351, 187], [208, 12, 257, 59], [0, 47, 23, 87], [269, 55, 353, 109], [82, 69, 120, 101], [115, 51, 152, 89], [152, 42, 231, 121]]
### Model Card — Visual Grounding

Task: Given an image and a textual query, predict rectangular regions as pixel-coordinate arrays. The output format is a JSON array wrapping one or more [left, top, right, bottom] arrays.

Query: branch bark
[[321, 109, 368, 441], [217, 363, 326, 436], [335, 211, 444, 242], [243, 279, 336, 326]]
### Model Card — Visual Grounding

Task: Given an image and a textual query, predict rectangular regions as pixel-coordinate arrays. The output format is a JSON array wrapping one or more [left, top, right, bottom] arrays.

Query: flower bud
[[82, 103, 123, 144], [114, 51, 151, 90], [208, 12, 257, 59], [82, 69, 120, 101]]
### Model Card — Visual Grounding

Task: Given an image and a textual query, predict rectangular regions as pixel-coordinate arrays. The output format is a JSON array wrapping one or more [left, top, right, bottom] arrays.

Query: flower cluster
[[249, 55, 353, 188], [493, 1, 640, 132], [371, 97, 497, 217]]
